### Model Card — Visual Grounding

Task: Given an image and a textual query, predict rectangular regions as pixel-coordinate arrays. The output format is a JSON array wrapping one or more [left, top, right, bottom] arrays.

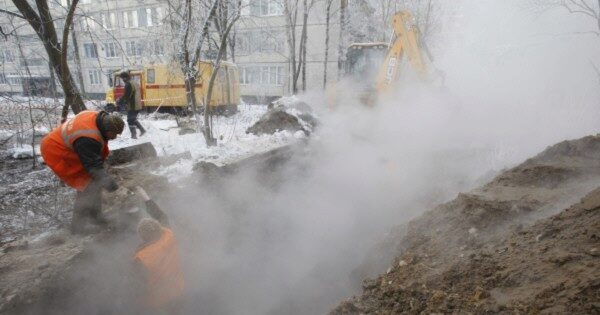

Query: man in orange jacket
[[133, 186, 184, 314], [41, 110, 124, 234]]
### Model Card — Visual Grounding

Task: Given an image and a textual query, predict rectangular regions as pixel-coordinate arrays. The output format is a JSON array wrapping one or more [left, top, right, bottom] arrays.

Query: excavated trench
[[0, 143, 307, 314], [2, 135, 600, 315]]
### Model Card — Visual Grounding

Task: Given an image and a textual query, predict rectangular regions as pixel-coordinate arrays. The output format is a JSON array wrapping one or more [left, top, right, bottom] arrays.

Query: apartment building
[[0, 0, 341, 102]]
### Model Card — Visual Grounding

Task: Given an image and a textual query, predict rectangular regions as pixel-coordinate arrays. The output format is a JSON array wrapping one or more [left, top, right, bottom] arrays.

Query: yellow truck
[[105, 61, 241, 113]]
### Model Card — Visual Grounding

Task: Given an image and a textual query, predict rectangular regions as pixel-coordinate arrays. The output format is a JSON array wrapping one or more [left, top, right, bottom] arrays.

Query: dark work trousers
[[71, 179, 103, 231], [127, 110, 140, 128]]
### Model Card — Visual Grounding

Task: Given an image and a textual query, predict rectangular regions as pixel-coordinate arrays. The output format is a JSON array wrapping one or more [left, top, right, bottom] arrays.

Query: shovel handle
[[134, 186, 151, 201]]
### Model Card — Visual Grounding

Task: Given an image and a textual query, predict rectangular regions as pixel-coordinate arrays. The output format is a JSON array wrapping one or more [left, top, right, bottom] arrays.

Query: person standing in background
[[118, 71, 146, 139]]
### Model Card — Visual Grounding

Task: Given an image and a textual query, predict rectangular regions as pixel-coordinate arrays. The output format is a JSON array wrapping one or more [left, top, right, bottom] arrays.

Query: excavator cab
[[329, 10, 432, 107], [344, 43, 388, 106], [345, 43, 389, 83]]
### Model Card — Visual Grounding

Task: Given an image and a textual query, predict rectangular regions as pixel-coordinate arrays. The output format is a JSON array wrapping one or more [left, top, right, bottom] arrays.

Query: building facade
[[0, 0, 342, 103]]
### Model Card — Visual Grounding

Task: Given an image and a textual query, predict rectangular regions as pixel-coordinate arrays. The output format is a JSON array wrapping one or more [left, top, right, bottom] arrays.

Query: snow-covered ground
[[109, 103, 305, 182], [0, 96, 305, 183]]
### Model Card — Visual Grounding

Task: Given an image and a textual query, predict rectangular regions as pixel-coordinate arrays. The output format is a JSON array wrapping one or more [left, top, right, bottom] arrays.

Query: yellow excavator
[[334, 10, 434, 106]]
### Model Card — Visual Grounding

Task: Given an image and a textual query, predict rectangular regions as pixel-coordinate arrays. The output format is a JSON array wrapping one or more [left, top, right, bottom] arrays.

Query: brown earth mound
[[246, 107, 316, 135], [332, 135, 600, 314]]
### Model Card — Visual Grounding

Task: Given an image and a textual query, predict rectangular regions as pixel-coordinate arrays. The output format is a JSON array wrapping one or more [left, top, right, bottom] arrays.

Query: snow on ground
[[110, 103, 303, 182], [6, 144, 38, 159]]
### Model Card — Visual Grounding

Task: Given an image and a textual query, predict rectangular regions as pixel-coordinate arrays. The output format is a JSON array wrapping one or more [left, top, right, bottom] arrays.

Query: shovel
[[133, 186, 170, 227]]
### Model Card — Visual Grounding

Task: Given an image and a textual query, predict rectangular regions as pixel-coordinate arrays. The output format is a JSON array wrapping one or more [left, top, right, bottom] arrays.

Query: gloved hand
[[90, 168, 119, 192]]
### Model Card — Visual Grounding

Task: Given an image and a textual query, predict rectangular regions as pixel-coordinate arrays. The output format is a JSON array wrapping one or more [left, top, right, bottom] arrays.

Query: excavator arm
[[375, 10, 427, 93]]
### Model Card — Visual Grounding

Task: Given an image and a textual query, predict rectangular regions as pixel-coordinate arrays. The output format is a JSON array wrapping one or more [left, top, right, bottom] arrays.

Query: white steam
[[50, 1, 600, 314]]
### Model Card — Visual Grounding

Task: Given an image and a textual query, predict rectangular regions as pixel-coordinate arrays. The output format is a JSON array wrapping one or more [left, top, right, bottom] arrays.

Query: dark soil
[[331, 135, 600, 314]]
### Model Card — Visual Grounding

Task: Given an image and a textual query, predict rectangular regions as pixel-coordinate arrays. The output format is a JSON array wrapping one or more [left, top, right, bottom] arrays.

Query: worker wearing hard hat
[[40, 110, 124, 234], [132, 186, 184, 314]]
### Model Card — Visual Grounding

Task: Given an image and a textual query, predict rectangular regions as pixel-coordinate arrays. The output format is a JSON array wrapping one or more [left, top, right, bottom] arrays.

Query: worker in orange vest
[[133, 186, 185, 314], [40, 110, 124, 234]]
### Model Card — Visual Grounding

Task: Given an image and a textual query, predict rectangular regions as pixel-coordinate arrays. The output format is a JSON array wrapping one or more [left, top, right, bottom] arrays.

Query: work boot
[[130, 126, 137, 139], [135, 121, 146, 137]]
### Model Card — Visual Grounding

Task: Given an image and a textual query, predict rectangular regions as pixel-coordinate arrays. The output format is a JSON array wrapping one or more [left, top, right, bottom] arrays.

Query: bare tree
[[174, 0, 219, 122], [323, 0, 334, 88], [6, 0, 87, 122], [528, 0, 600, 82], [337, 0, 347, 80], [168, 0, 241, 146], [529, 0, 599, 35], [204, 0, 242, 146], [66, 0, 86, 96], [283, 0, 315, 94]]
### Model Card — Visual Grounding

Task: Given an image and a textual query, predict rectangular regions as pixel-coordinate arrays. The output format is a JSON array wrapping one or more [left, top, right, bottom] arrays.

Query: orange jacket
[[134, 228, 185, 308], [40, 111, 109, 191]]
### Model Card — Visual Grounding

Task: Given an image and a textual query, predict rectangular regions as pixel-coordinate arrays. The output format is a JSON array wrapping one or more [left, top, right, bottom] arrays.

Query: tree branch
[[10, 1, 43, 32], [60, 0, 79, 84], [0, 8, 25, 19]]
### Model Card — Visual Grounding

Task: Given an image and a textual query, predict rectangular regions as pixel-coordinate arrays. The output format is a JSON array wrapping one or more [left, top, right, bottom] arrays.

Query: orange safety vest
[[40, 111, 109, 191], [134, 228, 185, 308]]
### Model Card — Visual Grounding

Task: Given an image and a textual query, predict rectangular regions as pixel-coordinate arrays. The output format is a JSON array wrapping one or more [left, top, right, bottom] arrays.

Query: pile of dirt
[[0, 231, 90, 313], [246, 106, 317, 136], [332, 135, 600, 314]]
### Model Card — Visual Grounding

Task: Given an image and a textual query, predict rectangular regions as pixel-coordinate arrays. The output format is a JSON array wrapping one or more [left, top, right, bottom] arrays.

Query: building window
[[81, 16, 96, 31], [236, 30, 283, 55], [20, 58, 45, 66], [100, 13, 107, 28], [100, 12, 117, 29], [88, 70, 102, 85], [107, 70, 116, 87], [150, 40, 164, 55], [242, 0, 283, 16], [147, 69, 155, 83], [83, 43, 98, 58], [8, 73, 20, 85], [104, 42, 118, 58], [125, 41, 143, 56], [0, 50, 14, 63], [150, 7, 163, 25], [240, 65, 284, 85], [123, 10, 138, 28], [137, 8, 148, 27]]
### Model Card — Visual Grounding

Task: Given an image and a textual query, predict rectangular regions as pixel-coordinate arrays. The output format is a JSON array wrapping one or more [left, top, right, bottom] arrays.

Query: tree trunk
[[337, 0, 347, 80], [11, 0, 86, 122], [70, 24, 86, 96], [204, 11, 240, 146], [301, 0, 308, 91], [66, 0, 85, 96], [323, 0, 332, 88], [284, 2, 298, 94], [48, 60, 57, 97]]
